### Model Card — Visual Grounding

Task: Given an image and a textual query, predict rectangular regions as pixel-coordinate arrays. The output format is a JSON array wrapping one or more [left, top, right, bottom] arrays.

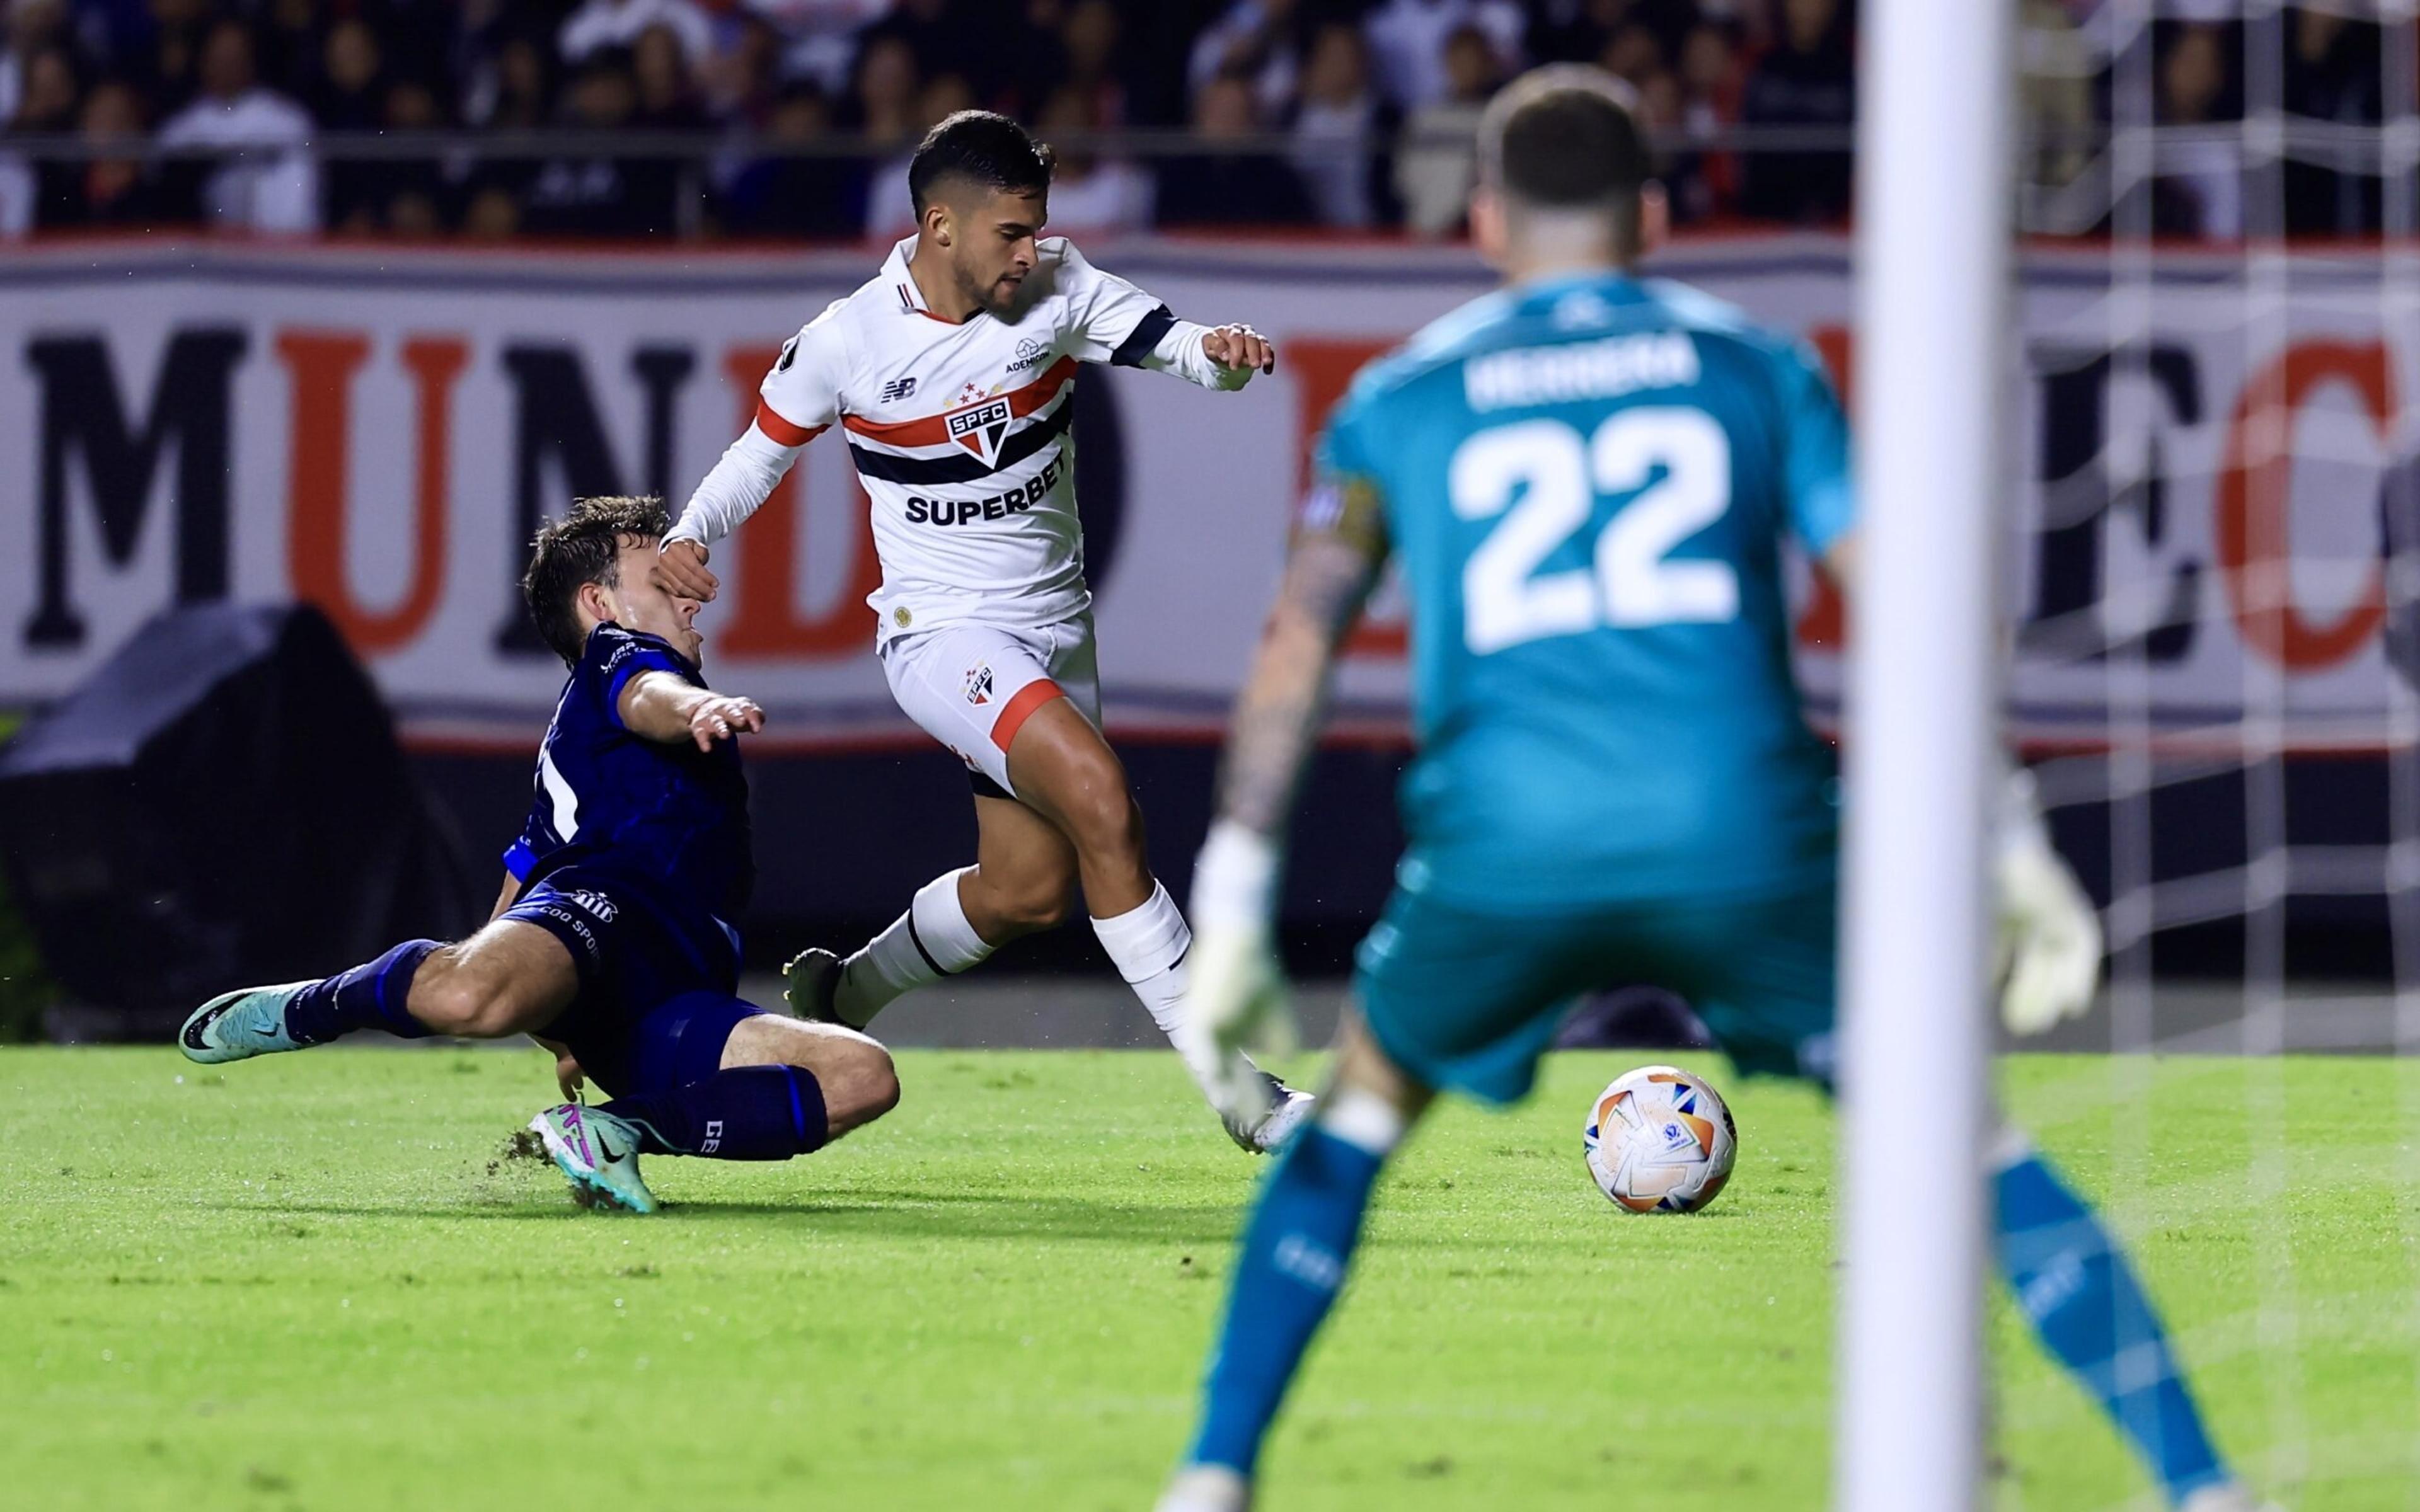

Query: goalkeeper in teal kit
[[1155, 67, 2272, 1512]]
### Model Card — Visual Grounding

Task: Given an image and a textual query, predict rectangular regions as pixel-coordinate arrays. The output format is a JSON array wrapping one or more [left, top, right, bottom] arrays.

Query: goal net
[[1979, 1, 2420, 1504]]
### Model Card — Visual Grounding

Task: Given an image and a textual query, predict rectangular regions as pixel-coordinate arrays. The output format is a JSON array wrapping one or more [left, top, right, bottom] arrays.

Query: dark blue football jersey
[[502, 624, 752, 924]]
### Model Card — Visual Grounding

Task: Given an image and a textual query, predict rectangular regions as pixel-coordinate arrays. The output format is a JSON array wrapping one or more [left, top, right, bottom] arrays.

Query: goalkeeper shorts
[[1352, 871, 1838, 1104]]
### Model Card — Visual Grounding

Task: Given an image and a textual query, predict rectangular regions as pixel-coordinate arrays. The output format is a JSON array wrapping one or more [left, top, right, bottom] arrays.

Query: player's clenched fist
[[657, 538, 720, 602], [1202, 323, 1277, 377], [686, 693, 764, 750]]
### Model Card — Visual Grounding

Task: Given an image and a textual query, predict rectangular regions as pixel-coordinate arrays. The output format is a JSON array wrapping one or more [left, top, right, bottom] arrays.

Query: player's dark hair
[[908, 109, 1054, 216], [522, 495, 670, 665], [1478, 66, 1652, 248]]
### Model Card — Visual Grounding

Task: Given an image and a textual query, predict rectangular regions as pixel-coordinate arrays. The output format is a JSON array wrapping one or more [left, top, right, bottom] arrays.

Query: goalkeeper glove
[[1184, 820, 1295, 1126], [1996, 767, 2104, 1036]]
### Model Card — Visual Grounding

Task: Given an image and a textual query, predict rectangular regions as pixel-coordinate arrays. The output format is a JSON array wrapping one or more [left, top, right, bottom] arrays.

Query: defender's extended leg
[[182, 924, 575, 1064], [1006, 697, 1312, 1152]]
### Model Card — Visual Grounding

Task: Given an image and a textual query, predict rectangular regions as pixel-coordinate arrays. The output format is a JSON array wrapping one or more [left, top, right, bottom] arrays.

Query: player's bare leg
[[959, 789, 1085, 939], [1160, 1008, 1436, 1512], [797, 790, 1076, 1026], [182, 920, 577, 1062], [993, 694, 1152, 915], [794, 694, 1310, 1148], [399, 924, 580, 1038], [717, 1014, 901, 1138], [1000, 697, 1311, 1147]]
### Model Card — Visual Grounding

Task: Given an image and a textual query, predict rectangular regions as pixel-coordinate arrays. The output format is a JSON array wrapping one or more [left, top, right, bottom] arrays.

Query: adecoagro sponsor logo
[[1005, 336, 1052, 373]]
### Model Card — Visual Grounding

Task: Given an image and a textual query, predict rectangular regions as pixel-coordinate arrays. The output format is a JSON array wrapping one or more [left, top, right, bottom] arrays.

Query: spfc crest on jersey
[[945, 393, 1016, 467], [963, 663, 994, 706]]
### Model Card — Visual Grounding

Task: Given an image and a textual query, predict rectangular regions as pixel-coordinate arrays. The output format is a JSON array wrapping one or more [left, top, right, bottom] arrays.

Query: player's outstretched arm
[[659, 422, 814, 602], [1060, 241, 1273, 390], [1199, 324, 1277, 381], [1187, 514, 1388, 1092], [660, 312, 843, 600], [615, 670, 766, 752], [1138, 321, 1276, 392]]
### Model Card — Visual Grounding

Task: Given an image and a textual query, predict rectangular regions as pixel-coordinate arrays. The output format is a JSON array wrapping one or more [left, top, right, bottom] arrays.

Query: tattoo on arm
[[1217, 528, 1387, 834]]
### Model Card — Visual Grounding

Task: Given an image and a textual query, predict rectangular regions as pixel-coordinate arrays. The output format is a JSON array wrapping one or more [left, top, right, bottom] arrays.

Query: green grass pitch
[[2, 1046, 2414, 1510]]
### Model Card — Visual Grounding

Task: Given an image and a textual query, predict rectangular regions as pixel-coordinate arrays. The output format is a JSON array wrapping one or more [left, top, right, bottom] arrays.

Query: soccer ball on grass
[[1582, 1065, 1737, 1213]]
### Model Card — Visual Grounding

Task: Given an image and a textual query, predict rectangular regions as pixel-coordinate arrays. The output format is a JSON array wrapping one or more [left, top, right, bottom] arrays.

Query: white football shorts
[[878, 614, 1103, 799]]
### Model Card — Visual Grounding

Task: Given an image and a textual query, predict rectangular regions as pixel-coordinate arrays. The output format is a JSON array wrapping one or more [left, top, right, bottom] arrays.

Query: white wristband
[[1996, 764, 2052, 863], [1191, 819, 1281, 931]]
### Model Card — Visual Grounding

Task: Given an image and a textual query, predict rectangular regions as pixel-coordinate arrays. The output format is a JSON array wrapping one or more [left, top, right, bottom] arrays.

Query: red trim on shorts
[[754, 401, 825, 447], [990, 677, 1065, 752]]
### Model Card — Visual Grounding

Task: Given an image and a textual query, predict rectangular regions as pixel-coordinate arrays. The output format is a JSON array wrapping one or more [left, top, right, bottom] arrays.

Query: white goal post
[[1836, 1, 2017, 1508]]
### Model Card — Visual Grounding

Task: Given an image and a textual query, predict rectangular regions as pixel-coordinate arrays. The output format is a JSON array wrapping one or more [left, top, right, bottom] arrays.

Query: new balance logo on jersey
[[964, 663, 994, 706], [701, 1118, 723, 1155], [880, 374, 918, 403], [946, 396, 1015, 467]]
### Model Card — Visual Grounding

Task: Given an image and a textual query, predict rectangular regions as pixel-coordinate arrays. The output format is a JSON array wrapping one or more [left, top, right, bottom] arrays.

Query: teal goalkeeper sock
[[1995, 1148, 2229, 1504], [1187, 1122, 1388, 1475]]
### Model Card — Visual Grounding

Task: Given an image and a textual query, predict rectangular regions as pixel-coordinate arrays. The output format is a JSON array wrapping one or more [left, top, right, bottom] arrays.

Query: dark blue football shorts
[[499, 861, 761, 1099]]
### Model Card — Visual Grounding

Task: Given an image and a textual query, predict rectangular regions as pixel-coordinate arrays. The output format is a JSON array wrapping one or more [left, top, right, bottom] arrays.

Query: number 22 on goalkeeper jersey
[[1319, 271, 1856, 911]]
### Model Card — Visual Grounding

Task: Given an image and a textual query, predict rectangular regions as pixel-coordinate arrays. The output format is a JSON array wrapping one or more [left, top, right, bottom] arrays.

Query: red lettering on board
[[1292, 336, 1405, 657], [281, 329, 467, 654], [717, 345, 882, 658], [2216, 339, 2391, 670]]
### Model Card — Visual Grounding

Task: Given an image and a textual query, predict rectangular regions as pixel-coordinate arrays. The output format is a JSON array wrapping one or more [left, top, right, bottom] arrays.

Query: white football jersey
[[669, 235, 1247, 639]]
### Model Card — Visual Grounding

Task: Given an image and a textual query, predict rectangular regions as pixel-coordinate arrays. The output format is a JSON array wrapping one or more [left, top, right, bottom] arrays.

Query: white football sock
[[1319, 1086, 1409, 1157], [834, 867, 993, 1028], [1091, 881, 1246, 1101]]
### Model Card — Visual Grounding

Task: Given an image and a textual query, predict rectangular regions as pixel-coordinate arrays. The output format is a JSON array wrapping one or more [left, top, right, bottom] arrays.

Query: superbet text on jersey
[[669, 235, 1248, 642]]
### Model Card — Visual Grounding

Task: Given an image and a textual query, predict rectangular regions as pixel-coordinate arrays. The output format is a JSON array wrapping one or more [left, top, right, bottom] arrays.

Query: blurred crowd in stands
[[0, 0, 2397, 243]]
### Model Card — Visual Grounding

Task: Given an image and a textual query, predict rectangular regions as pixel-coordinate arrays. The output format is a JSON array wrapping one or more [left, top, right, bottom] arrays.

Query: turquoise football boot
[[178, 982, 316, 1065], [529, 1104, 658, 1214]]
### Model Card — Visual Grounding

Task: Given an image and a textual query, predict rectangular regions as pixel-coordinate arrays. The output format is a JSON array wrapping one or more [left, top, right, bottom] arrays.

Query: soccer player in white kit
[[657, 111, 1310, 1151]]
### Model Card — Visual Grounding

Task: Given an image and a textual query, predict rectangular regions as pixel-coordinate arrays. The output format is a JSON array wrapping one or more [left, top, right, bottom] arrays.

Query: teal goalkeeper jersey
[[1315, 271, 1854, 909]]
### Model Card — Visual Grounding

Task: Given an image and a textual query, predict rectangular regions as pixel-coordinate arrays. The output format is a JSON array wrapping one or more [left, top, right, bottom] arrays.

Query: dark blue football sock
[[1996, 1149, 2230, 1503], [601, 1065, 829, 1160], [1189, 1123, 1388, 1475], [280, 939, 440, 1045]]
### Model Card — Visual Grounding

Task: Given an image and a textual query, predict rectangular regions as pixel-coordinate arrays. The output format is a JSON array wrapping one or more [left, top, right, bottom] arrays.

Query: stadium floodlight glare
[[1836, 0, 2014, 1508]]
